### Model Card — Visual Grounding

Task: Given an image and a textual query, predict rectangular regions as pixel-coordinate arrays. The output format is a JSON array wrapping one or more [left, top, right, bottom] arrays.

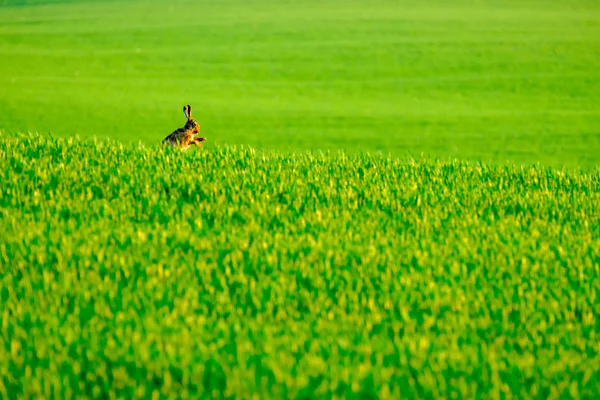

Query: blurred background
[[1, 0, 598, 168]]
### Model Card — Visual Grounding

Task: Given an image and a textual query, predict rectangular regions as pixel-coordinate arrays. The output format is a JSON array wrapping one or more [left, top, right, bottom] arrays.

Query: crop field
[[0, 0, 599, 168], [1, 0, 600, 398], [1, 134, 599, 398]]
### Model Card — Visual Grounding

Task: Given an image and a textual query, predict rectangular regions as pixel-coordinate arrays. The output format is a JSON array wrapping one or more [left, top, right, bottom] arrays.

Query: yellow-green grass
[[1, 133, 599, 398], [1, 0, 599, 168]]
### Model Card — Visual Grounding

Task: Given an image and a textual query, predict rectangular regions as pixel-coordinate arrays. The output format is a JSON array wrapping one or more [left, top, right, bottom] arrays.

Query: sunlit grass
[[1, 133, 599, 398]]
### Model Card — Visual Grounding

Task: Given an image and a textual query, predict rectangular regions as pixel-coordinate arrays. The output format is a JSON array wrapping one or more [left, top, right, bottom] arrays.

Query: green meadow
[[1, 134, 599, 398], [0, 0, 599, 167], [1, 0, 600, 398]]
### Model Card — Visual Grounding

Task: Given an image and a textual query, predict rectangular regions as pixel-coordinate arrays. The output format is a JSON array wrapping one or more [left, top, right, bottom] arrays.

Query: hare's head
[[182, 104, 200, 135]]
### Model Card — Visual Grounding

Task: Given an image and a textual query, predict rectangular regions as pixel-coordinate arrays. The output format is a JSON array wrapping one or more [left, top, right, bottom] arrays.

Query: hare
[[162, 104, 206, 150]]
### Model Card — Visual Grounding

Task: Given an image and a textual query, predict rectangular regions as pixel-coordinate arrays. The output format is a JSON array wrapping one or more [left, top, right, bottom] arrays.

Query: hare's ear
[[182, 104, 192, 120]]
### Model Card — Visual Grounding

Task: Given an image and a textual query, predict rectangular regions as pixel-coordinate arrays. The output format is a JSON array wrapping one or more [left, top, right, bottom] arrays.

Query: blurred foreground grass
[[1, 133, 599, 398]]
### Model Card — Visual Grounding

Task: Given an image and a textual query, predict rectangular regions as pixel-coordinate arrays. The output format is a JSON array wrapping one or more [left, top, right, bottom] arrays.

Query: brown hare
[[162, 104, 206, 150]]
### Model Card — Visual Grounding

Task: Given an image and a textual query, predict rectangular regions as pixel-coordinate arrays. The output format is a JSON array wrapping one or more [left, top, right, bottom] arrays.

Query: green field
[[1, 133, 599, 398], [1, 0, 600, 398], [1, 0, 599, 168]]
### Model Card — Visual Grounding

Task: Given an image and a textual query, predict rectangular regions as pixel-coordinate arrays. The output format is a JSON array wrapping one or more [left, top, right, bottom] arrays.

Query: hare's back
[[163, 128, 187, 144]]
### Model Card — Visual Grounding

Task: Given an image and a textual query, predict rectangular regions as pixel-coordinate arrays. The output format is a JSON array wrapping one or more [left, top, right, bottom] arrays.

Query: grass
[[1, 133, 599, 398], [0, 0, 599, 168], [1, 0, 600, 397]]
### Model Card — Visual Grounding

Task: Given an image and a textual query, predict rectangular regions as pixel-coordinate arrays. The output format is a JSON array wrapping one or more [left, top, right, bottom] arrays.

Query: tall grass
[[1, 133, 599, 398]]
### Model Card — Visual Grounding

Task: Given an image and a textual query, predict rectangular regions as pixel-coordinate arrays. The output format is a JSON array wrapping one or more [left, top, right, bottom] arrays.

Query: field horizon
[[3, 129, 600, 172]]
